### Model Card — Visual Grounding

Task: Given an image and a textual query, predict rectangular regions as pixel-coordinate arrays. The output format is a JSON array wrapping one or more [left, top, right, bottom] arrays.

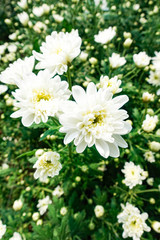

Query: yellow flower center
[[32, 89, 53, 103]]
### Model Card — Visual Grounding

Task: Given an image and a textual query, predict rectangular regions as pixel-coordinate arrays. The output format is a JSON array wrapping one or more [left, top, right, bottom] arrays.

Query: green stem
[[67, 65, 72, 91], [68, 144, 73, 161], [123, 68, 136, 78], [136, 189, 159, 194]]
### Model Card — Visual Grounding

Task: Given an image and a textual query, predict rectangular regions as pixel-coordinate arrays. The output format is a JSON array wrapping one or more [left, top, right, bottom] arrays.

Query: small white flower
[[33, 30, 82, 76], [109, 53, 126, 69], [133, 4, 140, 11], [8, 44, 17, 53], [0, 220, 6, 239], [0, 44, 7, 55], [142, 114, 158, 132], [2, 163, 9, 169], [52, 185, 64, 197], [147, 177, 154, 186], [123, 32, 131, 39], [13, 199, 23, 211], [32, 212, 40, 221], [11, 70, 70, 127], [37, 196, 52, 215], [94, 27, 116, 44], [122, 162, 147, 189], [33, 22, 47, 33], [152, 51, 160, 71], [17, 0, 28, 9], [18, 12, 29, 26], [149, 141, 160, 152], [118, 203, 150, 240], [8, 32, 17, 41], [133, 52, 150, 68], [35, 149, 44, 157], [142, 92, 154, 102], [59, 82, 131, 158], [123, 38, 133, 48], [42, 3, 50, 14], [144, 151, 155, 163], [79, 51, 88, 61], [94, 205, 104, 218], [152, 221, 160, 233], [36, 219, 43, 225], [89, 57, 98, 65], [0, 56, 35, 85], [9, 232, 22, 240], [33, 151, 62, 182], [0, 85, 8, 95], [60, 207, 67, 216], [94, 0, 108, 11], [98, 75, 122, 94], [53, 14, 64, 23], [33, 6, 44, 17], [147, 70, 160, 86]]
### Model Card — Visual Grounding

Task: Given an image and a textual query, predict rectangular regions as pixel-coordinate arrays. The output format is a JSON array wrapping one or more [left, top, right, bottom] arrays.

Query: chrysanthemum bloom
[[52, 185, 64, 197], [33, 30, 82, 76], [142, 114, 158, 132], [98, 75, 122, 94], [9, 232, 22, 240], [94, 27, 116, 44], [0, 56, 35, 85], [149, 141, 160, 152], [59, 82, 132, 158], [94, 205, 105, 218], [17, 0, 28, 9], [37, 196, 52, 215], [142, 92, 154, 102], [0, 220, 6, 239], [122, 162, 147, 189], [152, 221, 160, 233], [118, 203, 150, 240], [144, 151, 155, 163], [17, 12, 29, 26], [13, 199, 23, 211], [109, 53, 126, 69], [147, 70, 160, 86], [33, 151, 62, 182], [11, 70, 70, 127], [133, 52, 150, 68]]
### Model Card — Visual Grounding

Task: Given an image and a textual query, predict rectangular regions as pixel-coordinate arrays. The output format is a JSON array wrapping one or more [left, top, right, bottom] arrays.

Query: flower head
[[0, 220, 6, 239], [13, 199, 23, 211], [94, 205, 105, 218], [142, 114, 158, 132], [11, 70, 70, 126], [133, 52, 150, 68], [98, 75, 122, 94], [59, 82, 131, 158], [144, 151, 155, 163], [109, 53, 126, 69], [147, 70, 160, 86], [33, 151, 62, 182], [94, 27, 116, 44], [122, 162, 147, 189], [17, 12, 29, 26], [9, 232, 22, 240], [52, 185, 64, 197], [33, 30, 82, 76], [0, 56, 35, 85], [37, 196, 52, 215]]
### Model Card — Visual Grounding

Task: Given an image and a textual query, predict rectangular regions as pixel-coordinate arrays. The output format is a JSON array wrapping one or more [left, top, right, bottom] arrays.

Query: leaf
[[16, 149, 36, 159], [40, 127, 60, 141]]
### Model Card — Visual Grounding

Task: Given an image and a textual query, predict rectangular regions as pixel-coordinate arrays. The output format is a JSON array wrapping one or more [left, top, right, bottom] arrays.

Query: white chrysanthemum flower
[[17, 0, 28, 9], [17, 12, 29, 26], [152, 51, 160, 71], [0, 85, 8, 94], [98, 75, 122, 94], [53, 14, 64, 23], [37, 196, 52, 215], [94, 27, 116, 44], [11, 70, 70, 127], [33, 30, 82, 76], [94, 205, 105, 218], [94, 0, 108, 11], [32, 6, 45, 17], [133, 52, 150, 68], [0, 44, 7, 55], [32, 212, 40, 221], [13, 199, 23, 211], [142, 92, 154, 102], [118, 203, 150, 240], [149, 141, 160, 152], [0, 56, 35, 85], [0, 220, 6, 239], [33, 151, 62, 182], [109, 53, 126, 69], [144, 151, 155, 163], [142, 114, 158, 132], [9, 232, 22, 240], [147, 70, 160, 86], [123, 38, 133, 48], [152, 221, 160, 233], [60, 207, 67, 216], [122, 162, 147, 189], [59, 82, 132, 158], [52, 185, 64, 197]]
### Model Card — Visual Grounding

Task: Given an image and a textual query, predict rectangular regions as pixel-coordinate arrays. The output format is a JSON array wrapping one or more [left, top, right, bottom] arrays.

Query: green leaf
[[16, 149, 36, 159]]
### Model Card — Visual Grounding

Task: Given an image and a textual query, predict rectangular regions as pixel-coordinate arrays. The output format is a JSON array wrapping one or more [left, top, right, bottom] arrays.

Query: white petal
[[86, 82, 97, 95], [113, 95, 129, 108], [64, 131, 79, 145], [95, 140, 109, 158], [107, 142, 120, 157], [113, 134, 128, 148], [22, 114, 35, 127], [72, 85, 86, 103], [76, 141, 87, 153]]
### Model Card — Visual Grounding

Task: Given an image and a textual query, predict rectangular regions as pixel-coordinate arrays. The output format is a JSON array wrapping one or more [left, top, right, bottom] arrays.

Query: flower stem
[[136, 189, 159, 194], [67, 65, 72, 91]]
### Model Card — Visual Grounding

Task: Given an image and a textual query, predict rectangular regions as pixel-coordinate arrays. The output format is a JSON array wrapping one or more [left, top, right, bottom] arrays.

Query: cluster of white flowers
[[122, 162, 147, 189], [142, 114, 158, 132], [94, 27, 116, 44], [0, 220, 6, 239], [33, 30, 82, 75], [117, 203, 151, 240], [33, 151, 62, 182], [59, 82, 132, 158], [37, 196, 52, 215], [97, 75, 122, 94]]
